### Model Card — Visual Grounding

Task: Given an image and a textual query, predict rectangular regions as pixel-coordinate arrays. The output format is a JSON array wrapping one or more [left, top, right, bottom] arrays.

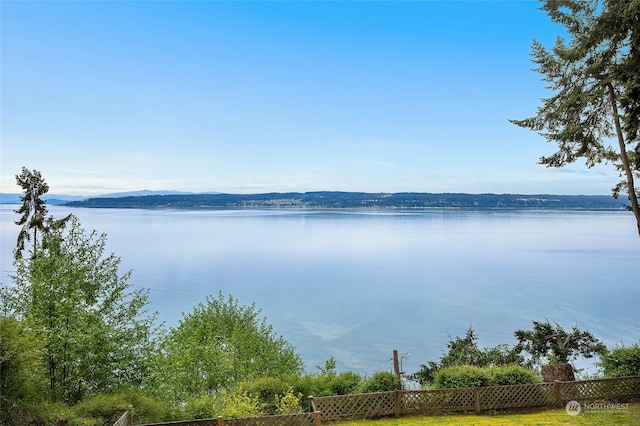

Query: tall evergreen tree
[[14, 167, 50, 258], [511, 0, 640, 235]]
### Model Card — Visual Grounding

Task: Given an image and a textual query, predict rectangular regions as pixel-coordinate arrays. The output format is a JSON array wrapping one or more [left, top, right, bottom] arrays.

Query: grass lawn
[[330, 402, 640, 425]]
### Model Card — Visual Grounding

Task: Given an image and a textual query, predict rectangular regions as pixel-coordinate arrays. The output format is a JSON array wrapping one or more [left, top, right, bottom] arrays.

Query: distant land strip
[[62, 192, 629, 210]]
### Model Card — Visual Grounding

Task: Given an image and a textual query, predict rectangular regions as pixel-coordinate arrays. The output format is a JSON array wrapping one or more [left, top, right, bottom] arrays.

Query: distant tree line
[[64, 192, 627, 210]]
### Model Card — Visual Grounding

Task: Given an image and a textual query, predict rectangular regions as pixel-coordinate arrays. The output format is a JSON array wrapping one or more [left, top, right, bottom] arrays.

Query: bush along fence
[[119, 376, 640, 426], [309, 376, 640, 422]]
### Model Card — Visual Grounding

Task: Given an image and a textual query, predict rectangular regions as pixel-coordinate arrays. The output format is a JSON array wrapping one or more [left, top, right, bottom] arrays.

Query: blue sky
[[0, 0, 620, 195]]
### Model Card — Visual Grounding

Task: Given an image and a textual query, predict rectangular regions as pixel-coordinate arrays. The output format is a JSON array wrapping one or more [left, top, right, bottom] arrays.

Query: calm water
[[1, 205, 639, 377]]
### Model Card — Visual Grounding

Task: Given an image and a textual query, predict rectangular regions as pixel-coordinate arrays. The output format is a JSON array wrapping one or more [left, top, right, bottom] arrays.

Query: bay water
[[1, 205, 639, 378]]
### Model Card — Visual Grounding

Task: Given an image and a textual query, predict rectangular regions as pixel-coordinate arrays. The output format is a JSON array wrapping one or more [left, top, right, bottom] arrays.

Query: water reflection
[[1, 206, 638, 376]]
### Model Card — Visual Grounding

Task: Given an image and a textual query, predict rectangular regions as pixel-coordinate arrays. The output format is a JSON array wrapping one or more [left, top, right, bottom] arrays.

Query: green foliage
[[302, 374, 335, 397], [182, 394, 217, 420], [433, 365, 488, 389], [410, 327, 524, 386], [5, 215, 160, 403], [316, 356, 337, 375], [219, 388, 261, 419], [599, 342, 640, 378], [359, 371, 398, 393], [244, 376, 293, 408], [241, 370, 363, 415], [329, 371, 362, 395], [155, 292, 303, 405], [17, 400, 78, 426], [487, 365, 541, 386], [0, 316, 47, 425], [275, 388, 303, 415], [14, 167, 50, 258], [433, 365, 539, 389], [72, 390, 164, 425], [509, 0, 640, 231], [514, 319, 606, 365]]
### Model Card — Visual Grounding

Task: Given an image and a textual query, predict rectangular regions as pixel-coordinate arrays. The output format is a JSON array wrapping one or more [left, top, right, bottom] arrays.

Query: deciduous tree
[[510, 0, 640, 235], [5, 215, 159, 403], [155, 292, 303, 404]]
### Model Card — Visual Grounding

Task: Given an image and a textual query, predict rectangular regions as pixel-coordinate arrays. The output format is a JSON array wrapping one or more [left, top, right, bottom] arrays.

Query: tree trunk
[[607, 83, 640, 237], [541, 363, 575, 382]]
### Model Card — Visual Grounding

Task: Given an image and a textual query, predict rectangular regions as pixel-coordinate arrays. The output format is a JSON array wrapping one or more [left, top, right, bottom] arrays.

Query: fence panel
[[221, 412, 318, 426], [139, 413, 319, 426], [312, 391, 396, 421], [311, 376, 640, 421], [137, 419, 217, 426], [139, 377, 640, 426], [400, 388, 475, 414], [557, 376, 640, 404], [477, 382, 555, 410]]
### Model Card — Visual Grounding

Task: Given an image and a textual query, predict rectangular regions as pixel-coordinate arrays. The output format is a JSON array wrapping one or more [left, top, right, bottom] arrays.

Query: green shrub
[[0, 317, 48, 425], [244, 376, 290, 408], [487, 365, 540, 386], [359, 371, 398, 393], [433, 365, 540, 389], [220, 388, 260, 419], [329, 371, 362, 395], [5, 400, 74, 426], [73, 394, 128, 425], [599, 342, 640, 378], [182, 394, 216, 420], [433, 365, 488, 389], [242, 372, 362, 413], [73, 389, 164, 425], [275, 388, 303, 414]]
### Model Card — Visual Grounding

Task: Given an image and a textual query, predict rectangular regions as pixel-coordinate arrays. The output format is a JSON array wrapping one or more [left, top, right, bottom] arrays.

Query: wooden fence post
[[315, 410, 321, 426], [554, 381, 561, 406], [473, 388, 481, 414], [393, 349, 402, 389], [308, 395, 317, 412], [217, 416, 223, 426]]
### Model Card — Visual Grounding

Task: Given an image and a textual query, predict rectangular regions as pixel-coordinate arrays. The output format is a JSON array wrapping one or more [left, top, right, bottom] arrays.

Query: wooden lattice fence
[[307, 391, 396, 420], [137, 412, 321, 426], [220, 412, 320, 426], [476, 382, 555, 411], [310, 376, 640, 422], [129, 377, 640, 425]]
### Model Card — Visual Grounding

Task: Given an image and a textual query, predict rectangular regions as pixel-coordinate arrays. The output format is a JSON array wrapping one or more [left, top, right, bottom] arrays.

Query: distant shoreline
[[55, 191, 628, 210]]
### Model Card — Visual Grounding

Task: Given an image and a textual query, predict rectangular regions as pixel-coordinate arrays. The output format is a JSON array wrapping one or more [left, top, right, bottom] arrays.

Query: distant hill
[[63, 192, 628, 210], [0, 190, 197, 205], [95, 190, 196, 198], [0, 193, 86, 205]]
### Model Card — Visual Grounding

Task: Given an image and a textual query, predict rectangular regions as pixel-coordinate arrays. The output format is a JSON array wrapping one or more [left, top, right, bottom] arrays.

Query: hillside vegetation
[[64, 192, 626, 209]]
